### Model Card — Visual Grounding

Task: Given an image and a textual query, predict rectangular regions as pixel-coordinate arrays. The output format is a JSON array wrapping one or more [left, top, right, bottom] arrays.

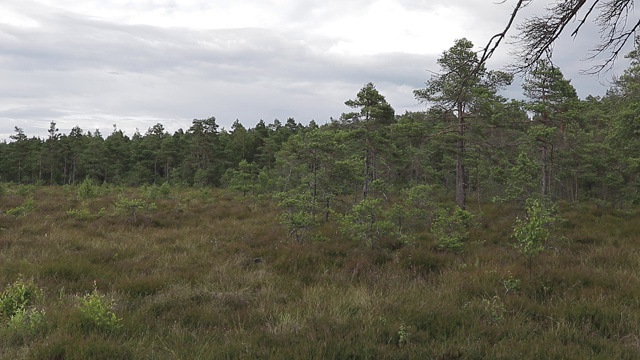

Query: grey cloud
[[2, 0, 431, 82], [0, 0, 624, 141], [0, 3, 440, 139]]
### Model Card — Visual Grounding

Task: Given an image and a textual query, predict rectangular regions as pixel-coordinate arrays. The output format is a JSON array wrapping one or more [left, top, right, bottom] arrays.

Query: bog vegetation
[[1, 39, 640, 358]]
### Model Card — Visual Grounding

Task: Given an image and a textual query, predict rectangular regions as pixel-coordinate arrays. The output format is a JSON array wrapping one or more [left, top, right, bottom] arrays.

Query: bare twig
[[479, 0, 638, 74]]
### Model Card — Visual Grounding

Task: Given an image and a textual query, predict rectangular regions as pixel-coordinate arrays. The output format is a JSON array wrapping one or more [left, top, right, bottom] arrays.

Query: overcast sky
[[0, 0, 630, 140]]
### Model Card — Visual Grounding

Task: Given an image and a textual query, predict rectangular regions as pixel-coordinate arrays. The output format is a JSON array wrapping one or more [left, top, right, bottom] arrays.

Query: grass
[[1, 184, 640, 358]]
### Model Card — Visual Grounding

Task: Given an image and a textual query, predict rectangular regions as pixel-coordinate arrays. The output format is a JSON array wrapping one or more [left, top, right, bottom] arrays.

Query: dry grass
[[1, 185, 640, 359]]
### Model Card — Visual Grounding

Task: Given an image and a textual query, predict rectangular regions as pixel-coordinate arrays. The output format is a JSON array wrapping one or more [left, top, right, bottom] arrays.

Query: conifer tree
[[415, 38, 511, 209]]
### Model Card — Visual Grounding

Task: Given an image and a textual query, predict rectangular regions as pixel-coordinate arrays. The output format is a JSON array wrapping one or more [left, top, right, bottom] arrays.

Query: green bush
[[5, 197, 37, 217], [432, 206, 474, 251], [6, 307, 46, 334], [113, 195, 156, 223], [224, 160, 259, 196], [77, 177, 99, 200], [513, 198, 562, 278], [0, 278, 43, 319], [76, 284, 122, 333], [275, 189, 317, 243], [16, 184, 36, 196], [0, 278, 46, 340], [143, 182, 172, 200], [66, 207, 96, 220], [339, 198, 393, 248]]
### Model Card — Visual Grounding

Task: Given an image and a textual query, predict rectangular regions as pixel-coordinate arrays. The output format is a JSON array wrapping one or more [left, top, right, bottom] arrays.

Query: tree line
[[2, 38, 639, 211]]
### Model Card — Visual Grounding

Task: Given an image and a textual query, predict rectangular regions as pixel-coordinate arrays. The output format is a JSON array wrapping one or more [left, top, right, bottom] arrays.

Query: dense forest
[[2, 39, 639, 209]]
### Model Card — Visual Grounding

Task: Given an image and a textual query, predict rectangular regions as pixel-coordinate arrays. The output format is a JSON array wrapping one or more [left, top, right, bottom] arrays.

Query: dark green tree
[[46, 121, 61, 184], [184, 117, 222, 186], [342, 82, 395, 199], [415, 38, 512, 209], [9, 127, 29, 183], [103, 126, 131, 184], [601, 44, 640, 205], [522, 60, 578, 199]]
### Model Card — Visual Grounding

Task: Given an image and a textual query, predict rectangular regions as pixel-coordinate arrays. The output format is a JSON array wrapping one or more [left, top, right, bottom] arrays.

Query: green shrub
[[158, 181, 172, 197], [383, 185, 439, 247], [77, 177, 99, 200], [66, 207, 95, 220], [6, 307, 46, 334], [432, 206, 474, 251], [16, 184, 36, 196], [339, 198, 393, 248], [397, 324, 410, 347], [275, 189, 317, 243], [113, 196, 156, 213], [0, 278, 43, 319], [513, 198, 562, 278], [143, 182, 172, 200], [5, 197, 37, 217], [224, 160, 259, 196], [113, 195, 156, 222], [0, 278, 46, 341], [501, 273, 522, 294], [76, 283, 122, 332]]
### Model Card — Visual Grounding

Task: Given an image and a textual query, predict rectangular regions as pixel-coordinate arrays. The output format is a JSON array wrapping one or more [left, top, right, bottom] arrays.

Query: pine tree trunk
[[154, 157, 158, 184], [456, 102, 466, 210], [549, 143, 555, 199], [63, 157, 67, 185], [476, 163, 482, 211], [362, 148, 369, 200], [72, 156, 77, 185], [312, 156, 318, 201], [541, 143, 548, 197], [325, 197, 330, 222]]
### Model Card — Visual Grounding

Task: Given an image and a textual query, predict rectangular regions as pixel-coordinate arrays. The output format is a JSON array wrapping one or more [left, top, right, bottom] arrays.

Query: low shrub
[[0, 278, 47, 344], [76, 283, 122, 333], [5, 198, 37, 217]]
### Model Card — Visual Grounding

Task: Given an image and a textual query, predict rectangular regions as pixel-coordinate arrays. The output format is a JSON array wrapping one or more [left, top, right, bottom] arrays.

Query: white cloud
[[0, 7, 40, 28], [0, 0, 627, 140], [320, 1, 466, 56]]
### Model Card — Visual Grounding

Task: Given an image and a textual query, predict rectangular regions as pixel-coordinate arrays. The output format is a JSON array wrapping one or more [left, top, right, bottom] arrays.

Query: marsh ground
[[1, 185, 639, 359]]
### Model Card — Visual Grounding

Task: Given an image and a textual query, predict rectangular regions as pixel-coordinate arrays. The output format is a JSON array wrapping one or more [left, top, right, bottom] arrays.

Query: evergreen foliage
[[0, 49, 638, 210], [432, 206, 474, 251]]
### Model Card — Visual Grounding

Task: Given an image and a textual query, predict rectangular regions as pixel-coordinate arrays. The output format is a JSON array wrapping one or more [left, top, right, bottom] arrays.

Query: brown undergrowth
[[0, 185, 639, 359]]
